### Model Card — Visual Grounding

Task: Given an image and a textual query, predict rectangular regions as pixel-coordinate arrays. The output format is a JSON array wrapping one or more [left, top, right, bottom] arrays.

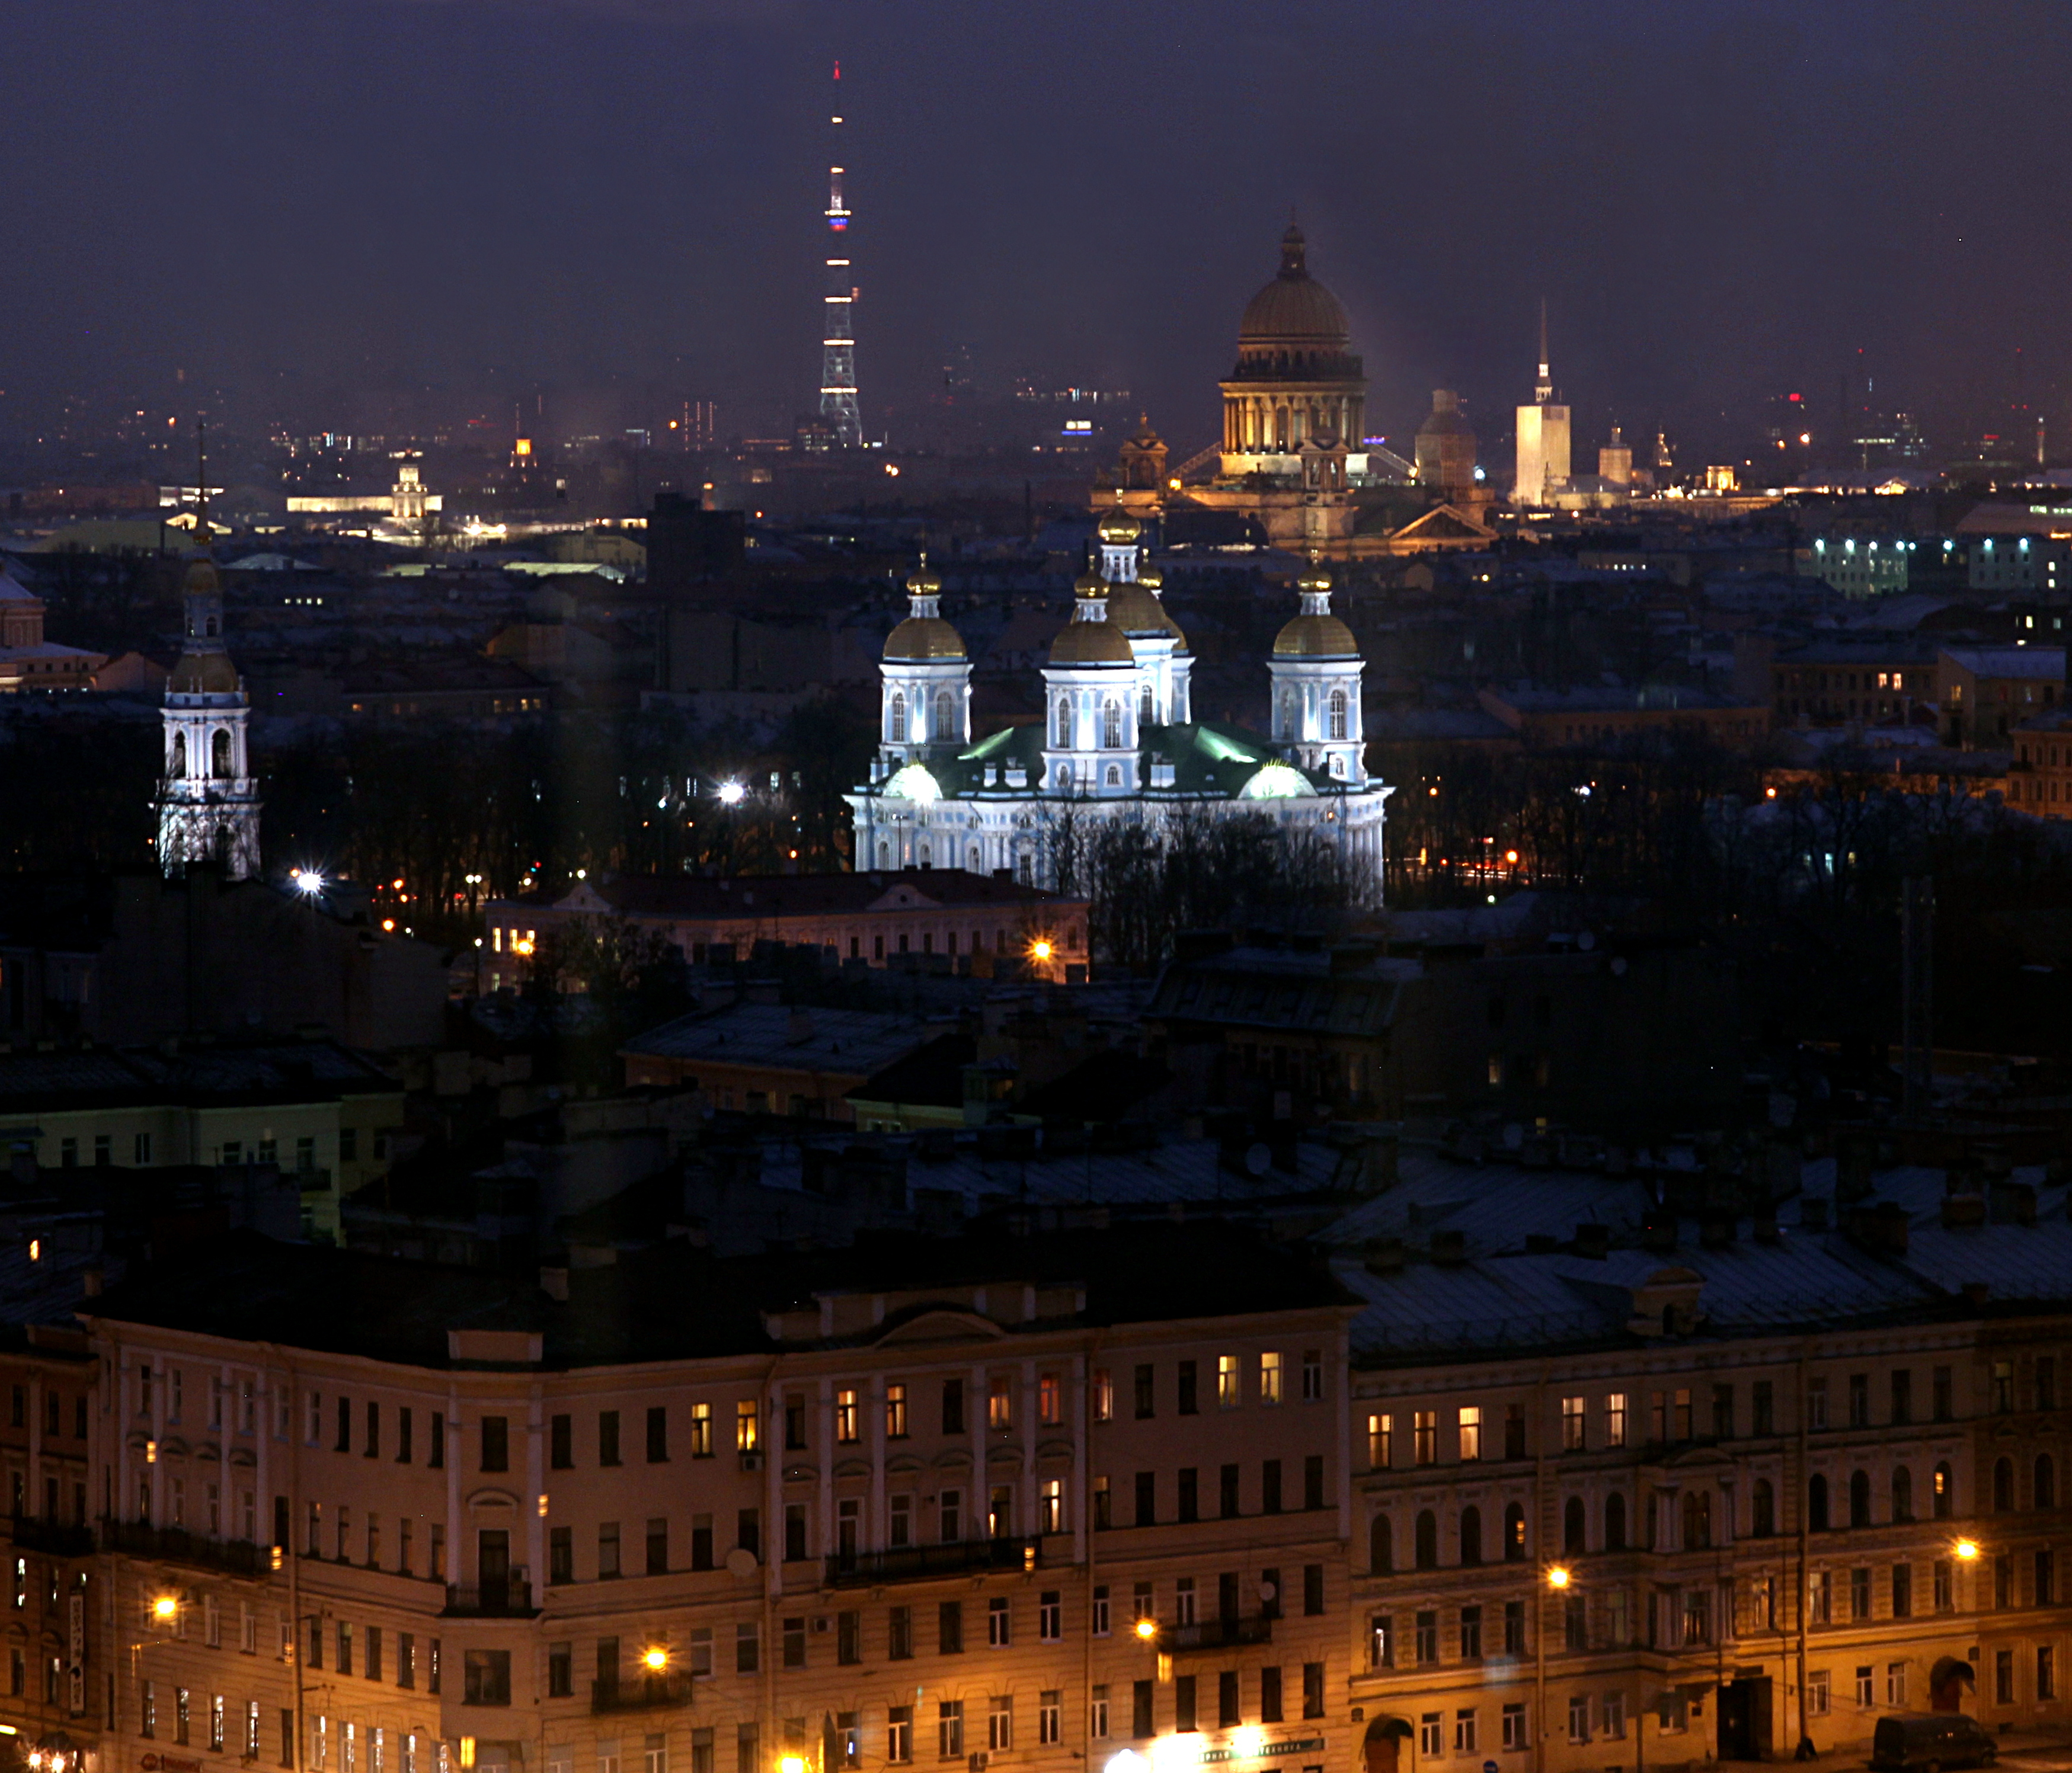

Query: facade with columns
[[846, 516, 1388, 894], [157, 554, 261, 881]]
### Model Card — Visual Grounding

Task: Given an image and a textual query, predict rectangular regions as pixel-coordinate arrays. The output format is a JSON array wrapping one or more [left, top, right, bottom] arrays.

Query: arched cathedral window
[[1329, 688, 1348, 740], [1102, 700, 1122, 749], [888, 691, 906, 743]]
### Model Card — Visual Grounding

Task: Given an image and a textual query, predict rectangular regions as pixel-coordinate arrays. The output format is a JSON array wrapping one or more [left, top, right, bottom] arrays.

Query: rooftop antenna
[[819, 59, 862, 447], [1534, 300, 1553, 405]]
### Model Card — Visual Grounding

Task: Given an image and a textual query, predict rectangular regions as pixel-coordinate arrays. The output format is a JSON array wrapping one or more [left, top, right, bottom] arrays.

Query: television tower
[[819, 61, 862, 446]]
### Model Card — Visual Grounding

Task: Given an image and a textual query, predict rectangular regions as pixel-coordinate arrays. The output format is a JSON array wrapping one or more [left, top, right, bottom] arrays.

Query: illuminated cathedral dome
[[1237, 226, 1352, 353], [1096, 505, 1143, 545], [1272, 562, 1357, 657], [882, 562, 967, 661]]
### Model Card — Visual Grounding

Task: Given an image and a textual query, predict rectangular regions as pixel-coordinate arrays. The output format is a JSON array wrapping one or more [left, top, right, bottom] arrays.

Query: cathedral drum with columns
[[156, 552, 262, 879], [845, 516, 1390, 897]]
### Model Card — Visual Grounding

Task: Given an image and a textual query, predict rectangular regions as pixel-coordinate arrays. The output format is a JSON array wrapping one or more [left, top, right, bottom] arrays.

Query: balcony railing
[[100, 1518, 269, 1577], [12, 1518, 94, 1558], [1157, 1615, 1275, 1654], [591, 1673, 696, 1715], [443, 1579, 536, 1618], [823, 1536, 1040, 1590]]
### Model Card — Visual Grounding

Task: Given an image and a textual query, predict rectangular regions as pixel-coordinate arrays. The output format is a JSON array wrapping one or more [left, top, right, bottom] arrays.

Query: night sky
[[8, 0, 2071, 459]]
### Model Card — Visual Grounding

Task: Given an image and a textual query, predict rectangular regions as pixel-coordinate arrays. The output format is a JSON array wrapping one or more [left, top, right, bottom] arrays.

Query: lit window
[[1260, 1352, 1283, 1405], [1217, 1357, 1239, 1409]]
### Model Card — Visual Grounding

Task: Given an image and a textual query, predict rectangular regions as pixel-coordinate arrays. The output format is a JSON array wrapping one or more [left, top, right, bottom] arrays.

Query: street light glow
[[152, 1595, 178, 1620], [1953, 1538, 1981, 1561], [1133, 1617, 1158, 1641], [718, 780, 746, 806], [1231, 1729, 1265, 1759], [1029, 938, 1055, 963], [642, 1647, 669, 1672], [1547, 1564, 1572, 1589], [291, 868, 325, 894]]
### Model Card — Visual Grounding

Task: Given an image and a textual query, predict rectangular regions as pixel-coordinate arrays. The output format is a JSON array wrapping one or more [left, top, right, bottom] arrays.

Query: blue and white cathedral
[[845, 511, 1390, 890]]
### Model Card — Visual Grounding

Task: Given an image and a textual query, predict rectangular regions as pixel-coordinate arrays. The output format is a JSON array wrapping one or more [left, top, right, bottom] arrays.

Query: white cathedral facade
[[845, 511, 1390, 891], [157, 550, 262, 879]]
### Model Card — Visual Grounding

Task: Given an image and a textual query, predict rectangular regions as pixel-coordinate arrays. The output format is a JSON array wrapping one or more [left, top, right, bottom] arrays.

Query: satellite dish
[[1245, 1144, 1271, 1177], [724, 1547, 757, 1577]]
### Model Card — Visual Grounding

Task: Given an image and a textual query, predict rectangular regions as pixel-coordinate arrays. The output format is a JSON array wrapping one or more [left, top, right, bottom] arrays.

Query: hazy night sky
[[6, 0, 2071, 460]]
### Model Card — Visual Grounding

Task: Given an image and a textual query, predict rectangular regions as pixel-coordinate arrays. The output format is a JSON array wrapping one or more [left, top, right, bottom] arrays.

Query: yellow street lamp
[[642, 1647, 669, 1673], [1546, 1565, 1572, 1590], [779, 1757, 808, 1773], [1133, 1617, 1159, 1641], [151, 1596, 178, 1622], [1953, 1538, 1981, 1562], [1029, 938, 1055, 964]]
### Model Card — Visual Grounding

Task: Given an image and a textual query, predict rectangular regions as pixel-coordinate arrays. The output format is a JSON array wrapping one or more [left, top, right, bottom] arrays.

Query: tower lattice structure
[[818, 61, 862, 446]]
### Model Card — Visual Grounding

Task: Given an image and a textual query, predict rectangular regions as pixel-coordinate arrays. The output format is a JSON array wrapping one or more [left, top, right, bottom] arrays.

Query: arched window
[[171, 730, 187, 777], [1278, 693, 1295, 738], [1751, 1480, 1774, 1538], [1502, 1502, 1526, 1561], [935, 690, 953, 741], [1563, 1496, 1585, 1554], [1102, 700, 1122, 749], [1054, 696, 1072, 748], [1604, 1491, 1627, 1550], [1459, 1505, 1482, 1567], [1330, 754, 1345, 777], [1329, 687, 1348, 740], [1933, 1461, 1953, 1519], [889, 691, 906, 743], [1414, 1510, 1437, 1571], [210, 728, 232, 778], [917, 844, 931, 868], [968, 845, 981, 872], [2037, 1453, 2057, 1510], [206, 616, 219, 638], [1054, 763, 1072, 792], [1994, 1456, 2015, 1512], [1368, 1514, 1392, 1575], [1104, 764, 1121, 786], [1808, 1473, 1829, 1532], [877, 841, 890, 868], [1140, 684, 1154, 725], [1682, 1489, 1711, 1550], [1891, 1465, 1913, 1523], [1849, 1469, 1871, 1528]]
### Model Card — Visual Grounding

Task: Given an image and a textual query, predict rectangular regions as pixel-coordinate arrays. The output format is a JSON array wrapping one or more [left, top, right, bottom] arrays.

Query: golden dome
[[1073, 569, 1107, 599], [169, 652, 242, 694], [1136, 561, 1164, 591], [905, 562, 943, 597], [183, 559, 222, 596], [1272, 613, 1359, 658], [882, 616, 967, 661], [1096, 506, 1142, 545], [1105, 582, 1189, 651], [1048, 620, 1135, 667], [1238, 226, 1350, 347], [1297, 561, 1334, 596]]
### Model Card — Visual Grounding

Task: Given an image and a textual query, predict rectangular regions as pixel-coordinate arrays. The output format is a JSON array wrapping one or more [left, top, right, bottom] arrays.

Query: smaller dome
[[1272, 614, 1359, 658], [1105, 582, 1189, 651], [1097, 507, 1142, 545], [1136, 561, 1165, 591], [906, 562, 943, 597], [169, 652, 242, 695], [1073, 569, 1107, 599], [1297, 561, 1334, 596], [1049, 620, 1136, 667], [183, 559, 222, 596], [883, 617, 967, 661]]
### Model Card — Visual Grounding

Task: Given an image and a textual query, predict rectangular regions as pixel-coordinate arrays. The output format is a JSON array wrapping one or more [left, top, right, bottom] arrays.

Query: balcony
[[1157, 1615, 1275, 1654], [12, 1518, 94, 1559], [100, 1518, 269, 1577], [443, 1579, 536, 1618], [591, 1673, 696, 1716], [823, 1536, 1040, 1590]]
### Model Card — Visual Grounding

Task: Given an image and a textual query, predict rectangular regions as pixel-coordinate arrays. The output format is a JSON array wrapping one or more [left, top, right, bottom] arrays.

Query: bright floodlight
[[292, 869, 325, 895], [718, 780, 746, 806], [642, 1647, 669, 1672], [1105, 1755, 1149, 1773], [1232, 1729, 1264, 1760]]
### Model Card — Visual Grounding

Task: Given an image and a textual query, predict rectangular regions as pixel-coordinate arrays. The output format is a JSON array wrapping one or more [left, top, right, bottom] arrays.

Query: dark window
[[1504, 1404, 1526, 1460], [691, 1514, 714, 1571], [1174, 1675, 1197, 1733], [1177, 1362, 1198, 1416], [1219, 1572, 1239, 1622], [782, 1618, 805, 1669], [397, 1407, 413, 1464], [1369, 1516, 1392, 1574], [1808, 1474, 1829, 1532], [1302, 1663, 1325, 1720], [366, 1626, 383, 1682], [837, 1611, 861, 1666], [785, 1505, 807, 1563], [1606, 1491, 1628, 1549], [1892, 1563, 1913, 1618], [462, 1649, 510, 1706], [1850, 1469, 1872, 1528], [596, 1638, 621, 1701], [1177, 1468, 1198, 1524], [480, 1416, 507, 1473], [647, 1406, 668, 1462], [1220, 1464, 1240, 1519], [1712, 1384, 1734, 1439], [1503, 1601, 1525, 1656], [599, 1411, 621, 1467], [548, 1528, 572, 1586], [1259, 1668, 1283, 1724], [335, 1396, 351, 1452], [550, 1414, 572, 1470], [1133, 1680, 1155, 1739], [547, 1643, 571, 1698], [1932, 1366, 1953, 1422], [364, 1401, 379, 1458], [1994, 1457, 2015, 1512], [1891, 1370, 1913, 1426], [1462, 1505, 1483, 1566], [737, 1508, 760, 1558], [1563, 1496, 1585, 1554], [1134, 1472, 1156, 1527], [1752, 1382, 1774, 1436], [1303, 1454, 1325, 1510], [942, 1379, 964, 1436], [1460, 1605, 1482, 1660], [1261, 1568, 1282, 1620], [1134, 1365, 1155, 1420], [429, 1413, 444, 1467], [889, 1606, 913, 1660], [646, 1518, 669, 1575], [1218, 1671, 1240, 1730], [1415, 1510, 1437, 1570], [1303, 1564, 1324, 1617], [1262, 1460, 1282, 1514], [938, 1601, 963, 1655]]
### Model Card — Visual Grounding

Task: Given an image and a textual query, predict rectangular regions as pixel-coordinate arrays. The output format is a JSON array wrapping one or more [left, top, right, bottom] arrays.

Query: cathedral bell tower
[[158, 449, 261, 879]]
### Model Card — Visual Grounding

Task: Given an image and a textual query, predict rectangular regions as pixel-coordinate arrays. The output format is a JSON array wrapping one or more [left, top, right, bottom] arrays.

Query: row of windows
[[5, 1385, 86, 1439], [1097, 1458, 1328, 1527], [139, 1683, 289, 1762], [1367, 1359, 2044, 1468]]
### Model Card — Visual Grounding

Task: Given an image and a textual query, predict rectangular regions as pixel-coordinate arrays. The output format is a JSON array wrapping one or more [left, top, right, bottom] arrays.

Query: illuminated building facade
[[1513, 305, 1572, 508], [846, 518, 1389, 893]]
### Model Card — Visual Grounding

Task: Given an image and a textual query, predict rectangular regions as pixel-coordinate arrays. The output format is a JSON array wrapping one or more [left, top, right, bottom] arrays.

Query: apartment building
[[66, 1222, 1356, 1773]]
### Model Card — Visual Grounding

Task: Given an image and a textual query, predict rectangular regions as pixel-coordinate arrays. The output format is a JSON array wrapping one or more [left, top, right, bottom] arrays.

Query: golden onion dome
[[905, 562, 943, 597], [1297, 562, 1334, 596], [1048, 619, 1135, 667], [882, 616, 967, 661], [1136, 561, 1164, 591], [1073, 569, 1107, 599], [1096, 506, 1143, 545], [1272, 613, 1359, 658], [169, 652, 242, 694], [1105, 583, 1188, 649]]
